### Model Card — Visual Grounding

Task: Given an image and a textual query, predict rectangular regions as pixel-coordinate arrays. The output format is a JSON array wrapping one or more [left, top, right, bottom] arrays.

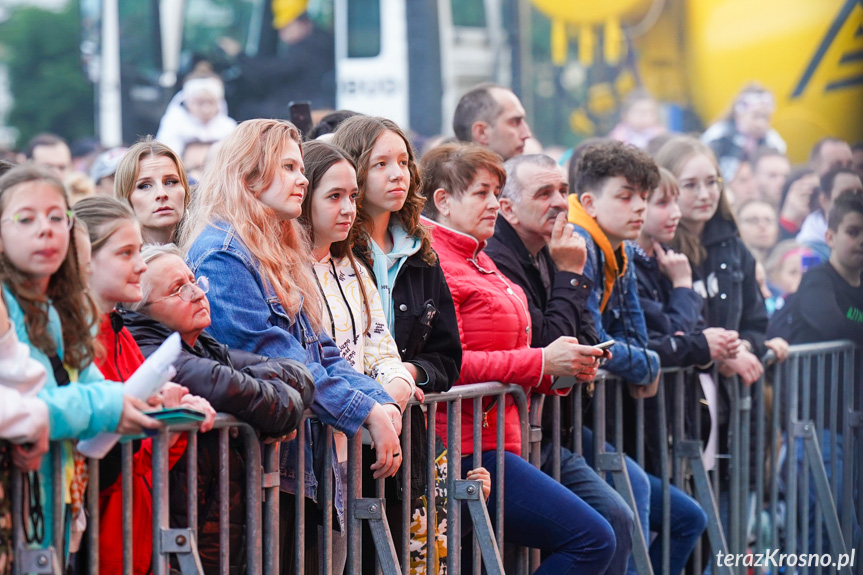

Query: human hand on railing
[[543, 336, 604, 378], [263, 430, 297, 444], [412, 386, 425, 403], [703, 328, 740, 361], [179, 395, 217, 433], [653, 241, 692, 289], [365, 404, 402, 479], [381, 403, 403, 436], [764, 337, 789, 362], [718, 349, 763, 385], [548, 213, 587, 274], [466, 467, 491, 501], [388, 377, 415, 413], [149, 382, 189, 409], [11, 423, 49, 472], [115, 396, 162, 435], [628, 370, 660, 399]]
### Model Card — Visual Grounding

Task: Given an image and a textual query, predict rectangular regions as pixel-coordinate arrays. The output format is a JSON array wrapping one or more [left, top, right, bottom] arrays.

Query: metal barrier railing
[[7, 342, 860, 575]]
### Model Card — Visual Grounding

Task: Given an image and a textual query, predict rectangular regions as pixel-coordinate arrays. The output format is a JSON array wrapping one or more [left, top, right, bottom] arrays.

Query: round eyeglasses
[[0, 210, 74, 234], [148, 276, 209, 305]]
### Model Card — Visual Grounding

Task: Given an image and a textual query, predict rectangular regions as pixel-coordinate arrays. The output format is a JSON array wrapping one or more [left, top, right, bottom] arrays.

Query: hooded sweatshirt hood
[[369, 224, 422, 332]]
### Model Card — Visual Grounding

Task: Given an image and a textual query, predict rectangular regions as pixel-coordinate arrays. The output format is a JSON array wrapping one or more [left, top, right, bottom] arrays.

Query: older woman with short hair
[[120, 244, 314, 573]]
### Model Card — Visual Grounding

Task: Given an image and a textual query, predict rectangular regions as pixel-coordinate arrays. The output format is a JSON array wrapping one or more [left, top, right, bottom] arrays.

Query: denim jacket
[[186, 222, 395, 508], [571, 230, 660, 385]]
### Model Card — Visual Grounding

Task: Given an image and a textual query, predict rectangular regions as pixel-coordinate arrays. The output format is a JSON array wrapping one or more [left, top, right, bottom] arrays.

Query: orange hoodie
[[567, 194, 627, 313]]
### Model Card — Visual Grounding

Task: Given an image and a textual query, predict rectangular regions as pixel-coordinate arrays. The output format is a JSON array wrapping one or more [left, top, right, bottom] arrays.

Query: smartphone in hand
[[289, 101, 313, 140]]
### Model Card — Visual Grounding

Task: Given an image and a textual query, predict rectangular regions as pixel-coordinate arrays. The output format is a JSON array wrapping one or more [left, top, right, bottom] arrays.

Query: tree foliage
[[1, 2, 95, 149]]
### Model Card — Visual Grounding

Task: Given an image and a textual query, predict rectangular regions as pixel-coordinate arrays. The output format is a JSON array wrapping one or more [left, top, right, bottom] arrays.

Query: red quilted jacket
[[428, 219, 559, 456]]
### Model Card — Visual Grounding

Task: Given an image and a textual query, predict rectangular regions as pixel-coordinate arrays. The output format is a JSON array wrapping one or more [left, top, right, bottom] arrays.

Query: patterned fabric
[[0, 441, 11, 575], [408, 448, 448, 575]]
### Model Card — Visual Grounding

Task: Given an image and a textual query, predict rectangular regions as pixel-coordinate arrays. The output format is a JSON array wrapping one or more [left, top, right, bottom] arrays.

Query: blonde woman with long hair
[[181, 119, 402, 565]]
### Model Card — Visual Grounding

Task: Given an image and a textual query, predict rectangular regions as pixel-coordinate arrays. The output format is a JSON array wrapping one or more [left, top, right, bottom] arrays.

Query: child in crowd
[[736, 199, 780, 263], [180, 119, 401, 572], [155, 75, 237, 158], [569, 142, 708, 575], [777, 168, 819, 240], [787, 190, 863, 345], [331, 116, 464, 572], [607, 89, 666, 150], [0, 166, 160, 554], [797, 166, 863, 263], [73, 196, 215, 575], [634, 166, 740, 369], [763, 240, 811, 316], [114, 137, 191, 245]]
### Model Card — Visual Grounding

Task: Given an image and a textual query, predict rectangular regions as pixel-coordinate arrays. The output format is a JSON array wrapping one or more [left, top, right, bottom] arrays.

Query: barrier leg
[[596, 452, 655, 575], [793, 420, 853, 575], [353, 499, 399, 575], [453, 479, 504, 574], [160, 529, 204, 575], [678, 440, 732, 575]]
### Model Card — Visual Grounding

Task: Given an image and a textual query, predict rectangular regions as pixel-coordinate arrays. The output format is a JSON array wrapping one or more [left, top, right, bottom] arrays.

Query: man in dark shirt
[[485, 153, 643, 575]]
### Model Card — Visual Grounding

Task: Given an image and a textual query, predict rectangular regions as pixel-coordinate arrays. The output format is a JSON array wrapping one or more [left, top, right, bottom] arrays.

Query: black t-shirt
[[789, 262, 863, 345]]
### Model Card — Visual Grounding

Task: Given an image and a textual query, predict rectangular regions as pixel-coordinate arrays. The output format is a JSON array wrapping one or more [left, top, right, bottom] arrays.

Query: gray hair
[[126, 243, 185, 311], [452, 83, 504, 143], [501, 154, 560, 203]]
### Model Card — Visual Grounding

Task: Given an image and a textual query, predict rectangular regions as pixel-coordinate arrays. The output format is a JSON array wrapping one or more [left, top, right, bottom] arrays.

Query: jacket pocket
[[395, 299, 438, 359]]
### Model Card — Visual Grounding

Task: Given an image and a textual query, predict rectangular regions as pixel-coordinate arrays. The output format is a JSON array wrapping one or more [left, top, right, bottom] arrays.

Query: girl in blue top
[[0, 166, 159, 552]]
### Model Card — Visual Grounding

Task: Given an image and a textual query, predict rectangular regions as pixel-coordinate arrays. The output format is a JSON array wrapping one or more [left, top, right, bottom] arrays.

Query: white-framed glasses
[[0, 209, 74, 234], [148, 276, 210, 305]]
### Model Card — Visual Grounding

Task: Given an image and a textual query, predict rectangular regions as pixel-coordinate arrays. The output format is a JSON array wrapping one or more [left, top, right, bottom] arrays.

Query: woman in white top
[[300, 140, 416, 408]]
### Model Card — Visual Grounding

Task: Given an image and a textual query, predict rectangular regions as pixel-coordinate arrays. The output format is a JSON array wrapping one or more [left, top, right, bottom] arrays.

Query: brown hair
[[419, 142, 507, 220], [653, 135, 734, 266], [114, 136, 191, 241], [330, 116, 437, 266], [0, 166, 99, 369], [299, 139, 372, 332], [650, 166, 680, 202], [570, 140, 660, 200]]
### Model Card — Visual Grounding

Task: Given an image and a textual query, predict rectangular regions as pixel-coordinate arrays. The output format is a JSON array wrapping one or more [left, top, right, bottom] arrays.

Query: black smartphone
[[289, 100, 313, 140]]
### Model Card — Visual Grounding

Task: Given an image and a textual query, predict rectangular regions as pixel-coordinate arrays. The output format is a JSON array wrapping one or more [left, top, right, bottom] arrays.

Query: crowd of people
[[0, 77, 861, 575]]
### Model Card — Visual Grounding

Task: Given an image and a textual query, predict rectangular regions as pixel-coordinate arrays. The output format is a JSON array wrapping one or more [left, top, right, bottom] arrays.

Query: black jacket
[[485, 217, 599, 348], [484, 217, 597, 453], [692, 216, 768, 357], [359, 248, 461, 499], [632, 243, 711, 367], [121, 309, 314, 572]]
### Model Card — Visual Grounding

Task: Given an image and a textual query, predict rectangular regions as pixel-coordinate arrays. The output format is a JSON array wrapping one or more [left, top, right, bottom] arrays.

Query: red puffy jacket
[[95, 313, 187, 575], [429, 220, 559, 456]]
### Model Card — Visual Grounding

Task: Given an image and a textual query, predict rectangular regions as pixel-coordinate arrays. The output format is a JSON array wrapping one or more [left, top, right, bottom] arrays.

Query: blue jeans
[[581, 427, 707, 575], [464, 451, 616, 575], [540, 440, 635, 575]]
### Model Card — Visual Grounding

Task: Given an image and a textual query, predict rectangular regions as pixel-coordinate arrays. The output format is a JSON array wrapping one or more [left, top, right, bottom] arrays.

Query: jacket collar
[[701, 213, 740, 247], [423, 216, 487, 262], [490, 217, 535, 265]]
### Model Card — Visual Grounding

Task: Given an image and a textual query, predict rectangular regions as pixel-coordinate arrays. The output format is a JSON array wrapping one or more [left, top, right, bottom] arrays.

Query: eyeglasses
[[0, 210, 74, 233], [148, 276, 209, 305]]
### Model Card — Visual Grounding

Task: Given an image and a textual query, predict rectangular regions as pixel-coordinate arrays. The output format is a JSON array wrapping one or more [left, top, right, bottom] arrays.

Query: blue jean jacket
[[572, 229, 660, 385], [186, 222, 395, 509]]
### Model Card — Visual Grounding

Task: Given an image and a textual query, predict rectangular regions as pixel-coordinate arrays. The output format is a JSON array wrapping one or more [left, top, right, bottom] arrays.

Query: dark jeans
[[581, 427, 707, 575], [540, 441, 635, 575], [463, 450, 616, 575]]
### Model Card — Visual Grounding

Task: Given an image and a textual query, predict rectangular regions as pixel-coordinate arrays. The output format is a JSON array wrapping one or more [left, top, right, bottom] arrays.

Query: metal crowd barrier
[[8, 342, 860, 575]]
